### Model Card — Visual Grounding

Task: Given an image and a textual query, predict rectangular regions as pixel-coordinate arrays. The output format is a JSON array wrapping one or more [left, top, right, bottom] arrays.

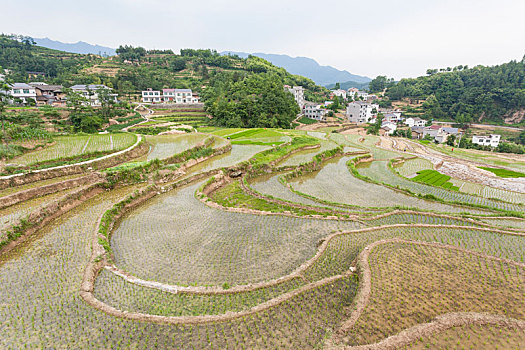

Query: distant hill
[[221, 51, 371, 86], [326, 80, 369, 90], [33, 37, 116, 56]]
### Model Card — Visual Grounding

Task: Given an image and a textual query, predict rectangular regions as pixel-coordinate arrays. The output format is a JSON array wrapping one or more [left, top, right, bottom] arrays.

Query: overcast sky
[[1, 0, 524, 79]]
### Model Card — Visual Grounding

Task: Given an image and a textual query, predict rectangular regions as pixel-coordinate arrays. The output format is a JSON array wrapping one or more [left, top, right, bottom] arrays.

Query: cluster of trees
[[0, 34, 90, 81], [67, 88, 130, 132], [385, 58, 525, 123], [368, 76, 395, 93], [202, 71, 299, 128]]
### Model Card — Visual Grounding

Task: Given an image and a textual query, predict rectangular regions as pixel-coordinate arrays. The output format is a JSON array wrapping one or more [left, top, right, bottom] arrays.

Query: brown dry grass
[[407, 323, 525, 349], [342, 242, 525, 346]]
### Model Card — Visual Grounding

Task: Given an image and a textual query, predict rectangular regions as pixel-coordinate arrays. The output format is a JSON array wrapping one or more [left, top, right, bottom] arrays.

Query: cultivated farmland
[[0, 127, 523, 349]]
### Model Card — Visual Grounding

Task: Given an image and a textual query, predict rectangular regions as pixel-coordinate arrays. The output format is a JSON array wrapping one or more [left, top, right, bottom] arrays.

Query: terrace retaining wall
[[0, 173, 104, 210], [0, 139, 148, 190]]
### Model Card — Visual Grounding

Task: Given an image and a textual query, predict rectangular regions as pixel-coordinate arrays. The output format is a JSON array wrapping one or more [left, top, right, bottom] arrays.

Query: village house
[[346, 101, 379, 124], [70, 84, 118, 106], [382, 112, 403, 123], [162, 88, 198, 104], [380, 121, 397, 135], [472, 134, 501, 148], [405, 117, 426, 127], [303, 102, 327, 121], [8, 83, 37, 104], [411, 126, 425, 139], [285, 85, 305, 108], [331, 89, 347, 100], [30, 83, 66, 107], [141, 88, 162, 103]]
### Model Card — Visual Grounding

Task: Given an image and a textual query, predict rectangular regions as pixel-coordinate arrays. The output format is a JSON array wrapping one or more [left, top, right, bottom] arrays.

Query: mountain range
[[33, 37, 116, 56], [31, 38, 370, 87], [222, 51, 371, 87]]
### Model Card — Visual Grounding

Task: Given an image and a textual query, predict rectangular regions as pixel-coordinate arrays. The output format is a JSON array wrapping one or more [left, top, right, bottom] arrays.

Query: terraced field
[[145, 133, 209, 160], [357, 160, 524, 211], [0, 128, 523, 349], [10, 133, 137, 165]]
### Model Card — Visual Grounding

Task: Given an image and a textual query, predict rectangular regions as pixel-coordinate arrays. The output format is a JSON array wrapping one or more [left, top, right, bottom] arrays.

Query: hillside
[[0, 35, 330, 129], [33, 37, 116, 56], [326, 80, 370, 90], [222, 51, 371, 86], [385, 58, 525, 125]]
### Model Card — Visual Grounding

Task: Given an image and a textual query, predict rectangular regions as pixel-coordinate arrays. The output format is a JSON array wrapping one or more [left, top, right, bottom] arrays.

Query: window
[[23, 89, 29, 94], [13, 89, 20, 94]]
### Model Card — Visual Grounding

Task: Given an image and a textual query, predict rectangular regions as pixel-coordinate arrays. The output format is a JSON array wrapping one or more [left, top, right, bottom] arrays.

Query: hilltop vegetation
[[384, 58, 525, 124]]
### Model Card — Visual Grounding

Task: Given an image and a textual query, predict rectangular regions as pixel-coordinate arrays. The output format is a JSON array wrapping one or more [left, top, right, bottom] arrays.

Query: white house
[[142, 88, 162, 103], [162, 89, 197, 104], [324, 101, 334, 107], [285, 85, 305, 108], [472, 134, 501, 148], [70, 84, 118, 106], [381, 121, 397, 135], [331, 89, 347, 100], [8, 83, 37, 104], [346, 101, 379, 124], [383, 112, 403, 123], [405, 117, 426, 127], [356, 91, 369, 101], [347, 87, 359, 100], [303, 103, 327, 121]]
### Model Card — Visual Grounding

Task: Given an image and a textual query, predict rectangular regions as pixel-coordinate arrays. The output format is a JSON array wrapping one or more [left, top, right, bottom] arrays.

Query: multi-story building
[[472, 134, 501, 148], [346, 101, 379, 124], [303, 103, 327, 121], [142, 88, 162, 103], [162, 89, 198, 104], [70, 84, 118, 106], [8, 83, 37, 104], [285, 85, 305, 108]]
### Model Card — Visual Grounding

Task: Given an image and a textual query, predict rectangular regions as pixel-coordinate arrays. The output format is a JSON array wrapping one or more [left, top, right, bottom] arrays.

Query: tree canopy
[[385, 59, 525, 123]]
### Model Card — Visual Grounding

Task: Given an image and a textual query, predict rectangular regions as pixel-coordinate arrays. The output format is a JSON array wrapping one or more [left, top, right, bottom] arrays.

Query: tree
[[97, 87, 117, 122], [0, 79, 12, 145], [518, 130, 525, 145], [334, 82, 340, 90], [446, 134, 456, 146]]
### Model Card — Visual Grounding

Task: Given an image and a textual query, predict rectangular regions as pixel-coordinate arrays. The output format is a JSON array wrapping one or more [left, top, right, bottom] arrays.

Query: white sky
[[1, 0, 524, 79]]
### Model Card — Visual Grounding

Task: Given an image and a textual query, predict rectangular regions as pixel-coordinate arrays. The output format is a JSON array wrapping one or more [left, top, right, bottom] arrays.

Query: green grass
[[298, 116, 319, 125], [413, 170, 459, 191], [249, 136, 319, 166], [478, 167, 525, 178]]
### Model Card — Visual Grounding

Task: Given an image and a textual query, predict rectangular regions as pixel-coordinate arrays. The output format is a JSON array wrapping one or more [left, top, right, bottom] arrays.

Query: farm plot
[[393, 157, 433, 177], [0, 183, 360, 350], [94, 268, 305, 316], [186, 144, 270, 174], [249, 172, 357, 210], [145, 133, 209, 160], [478, 217, 525, 230], [110, 180, 360, 286], [357, 160, 524, 212], [343, 133, 400, 160], [0, 173, 85, 198], [289, 156, 494, 214], [279, 140, 340, 166], [0, 188, 83, 239], [450, 177, 525, 205], [406, 323, 525, 349], [10, 133, 137, 166], [342, 242, 525, 346], [302, 226, 525, 283]]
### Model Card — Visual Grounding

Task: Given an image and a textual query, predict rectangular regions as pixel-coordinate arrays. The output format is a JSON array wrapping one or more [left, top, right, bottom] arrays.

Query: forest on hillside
[[384, 58, 525, 124]]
